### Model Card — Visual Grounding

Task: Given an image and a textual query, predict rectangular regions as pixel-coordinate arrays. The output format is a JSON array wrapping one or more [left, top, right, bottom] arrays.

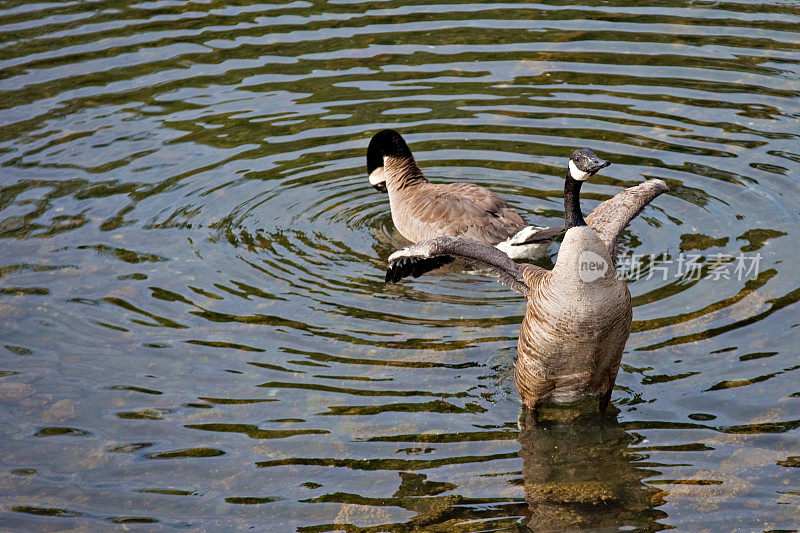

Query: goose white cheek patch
[[569, 160, 591, 181], [369, 167, 386, 187]]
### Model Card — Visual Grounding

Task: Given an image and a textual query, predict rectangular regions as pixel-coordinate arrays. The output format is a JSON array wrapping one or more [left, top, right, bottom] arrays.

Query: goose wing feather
[[399, 182, 526, 244], [585, 179, 669, 264], [443, 183, 517, 214], [386, 236, 542, 296]]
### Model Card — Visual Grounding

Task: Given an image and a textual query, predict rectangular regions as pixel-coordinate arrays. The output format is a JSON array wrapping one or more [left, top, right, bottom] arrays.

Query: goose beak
[[368, 167, 388, 193], [585, 157, 611, 175]]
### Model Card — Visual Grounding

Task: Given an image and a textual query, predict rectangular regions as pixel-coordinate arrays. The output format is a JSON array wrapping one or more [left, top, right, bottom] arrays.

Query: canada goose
[[366, 129, 564, 259], [386, 148, 669, 411]]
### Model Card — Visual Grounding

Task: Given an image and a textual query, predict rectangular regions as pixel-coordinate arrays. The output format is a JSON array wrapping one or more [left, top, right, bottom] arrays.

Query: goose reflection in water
[[518, 407, 668, 530]]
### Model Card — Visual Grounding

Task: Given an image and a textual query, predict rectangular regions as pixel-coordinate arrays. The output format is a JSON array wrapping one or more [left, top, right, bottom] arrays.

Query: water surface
[[1, 0, 799, 530]]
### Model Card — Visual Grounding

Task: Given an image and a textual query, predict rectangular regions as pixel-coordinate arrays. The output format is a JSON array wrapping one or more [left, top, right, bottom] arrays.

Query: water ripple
[[1, 0, 799, 530]]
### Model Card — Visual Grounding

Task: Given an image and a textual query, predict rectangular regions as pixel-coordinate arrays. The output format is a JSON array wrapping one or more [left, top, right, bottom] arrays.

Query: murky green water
[[1, 0, 799, 530]]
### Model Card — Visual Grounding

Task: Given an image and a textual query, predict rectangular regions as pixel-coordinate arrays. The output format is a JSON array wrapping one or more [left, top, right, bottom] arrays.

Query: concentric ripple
[[1, 0, 800, 530]]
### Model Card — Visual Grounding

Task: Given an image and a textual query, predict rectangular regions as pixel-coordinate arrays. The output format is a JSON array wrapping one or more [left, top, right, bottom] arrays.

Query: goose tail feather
[[508, 224, 565, 245]]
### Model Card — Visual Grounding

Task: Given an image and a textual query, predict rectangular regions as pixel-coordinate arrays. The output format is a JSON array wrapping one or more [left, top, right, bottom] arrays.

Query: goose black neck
[[564, 171, 586, 229]]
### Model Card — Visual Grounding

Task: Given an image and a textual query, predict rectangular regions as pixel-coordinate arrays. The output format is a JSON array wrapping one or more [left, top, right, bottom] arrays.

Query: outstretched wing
[[385, 237, 544, 297], [585, 179, 669, 264]]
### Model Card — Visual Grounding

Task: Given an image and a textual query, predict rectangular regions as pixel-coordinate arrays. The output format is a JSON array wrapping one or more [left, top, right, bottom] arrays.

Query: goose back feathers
[[384, 156, 527, 244]]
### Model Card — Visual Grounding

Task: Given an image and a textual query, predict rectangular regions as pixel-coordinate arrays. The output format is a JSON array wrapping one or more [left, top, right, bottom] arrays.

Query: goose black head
[[366, 129, 413, 192], [568, 148, 610, 181]]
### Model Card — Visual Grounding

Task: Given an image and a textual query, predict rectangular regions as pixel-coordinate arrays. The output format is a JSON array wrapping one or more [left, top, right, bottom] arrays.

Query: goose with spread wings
[[386, 148, 669, 411]]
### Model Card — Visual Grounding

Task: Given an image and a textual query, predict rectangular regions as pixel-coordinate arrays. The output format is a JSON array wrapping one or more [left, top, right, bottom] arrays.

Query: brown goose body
[[515, 226, 632, 408], [385, 152, 669, 411], [368, 130, 562, 257], [383, 155, 526, 244]]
